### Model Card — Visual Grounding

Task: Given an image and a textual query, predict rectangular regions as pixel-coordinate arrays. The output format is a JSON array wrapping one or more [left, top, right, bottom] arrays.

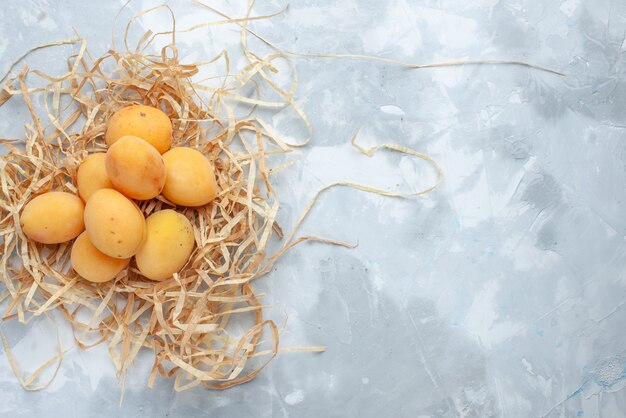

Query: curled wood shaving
[[0, 313, 66, 391], [0, 3, 450, 394], [195, 0, 566, 77]]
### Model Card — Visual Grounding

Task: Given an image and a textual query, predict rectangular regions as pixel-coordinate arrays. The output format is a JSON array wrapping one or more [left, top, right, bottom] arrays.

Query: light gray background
[[0, 0, 625, 417]]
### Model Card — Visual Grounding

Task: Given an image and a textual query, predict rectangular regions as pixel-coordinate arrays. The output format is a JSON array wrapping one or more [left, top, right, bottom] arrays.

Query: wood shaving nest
[[0, 2, 446, 395]]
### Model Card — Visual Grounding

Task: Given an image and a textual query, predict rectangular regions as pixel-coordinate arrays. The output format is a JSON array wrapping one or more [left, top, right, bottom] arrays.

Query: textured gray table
[[1, 1, 625, 417]]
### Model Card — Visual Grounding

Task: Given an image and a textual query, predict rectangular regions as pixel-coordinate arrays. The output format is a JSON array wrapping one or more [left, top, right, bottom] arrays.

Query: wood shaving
[[4, 1, 552, 395]]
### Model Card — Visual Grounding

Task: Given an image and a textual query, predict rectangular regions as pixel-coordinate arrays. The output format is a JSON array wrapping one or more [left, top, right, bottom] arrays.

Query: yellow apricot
[[71, 232, 129, 283], [135, 209, 195, 281], [76, 153, 114, 202], [105, 135, 166, 200], [162, 147, 218, 207], [84, 188, 146, 259], [20, 192, 84, 244], [105, 104, 172, 154]]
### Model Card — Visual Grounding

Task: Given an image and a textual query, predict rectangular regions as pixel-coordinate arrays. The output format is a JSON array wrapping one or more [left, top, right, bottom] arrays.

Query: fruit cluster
[[19, 104, 218, 283]]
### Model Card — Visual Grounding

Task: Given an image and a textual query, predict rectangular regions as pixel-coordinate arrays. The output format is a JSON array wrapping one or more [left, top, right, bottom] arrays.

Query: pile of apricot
[[20, 105, 217, 283]]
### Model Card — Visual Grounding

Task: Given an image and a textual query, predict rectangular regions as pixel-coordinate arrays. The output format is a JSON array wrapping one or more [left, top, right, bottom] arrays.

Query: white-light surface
[[1, 1, 625, 417]]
